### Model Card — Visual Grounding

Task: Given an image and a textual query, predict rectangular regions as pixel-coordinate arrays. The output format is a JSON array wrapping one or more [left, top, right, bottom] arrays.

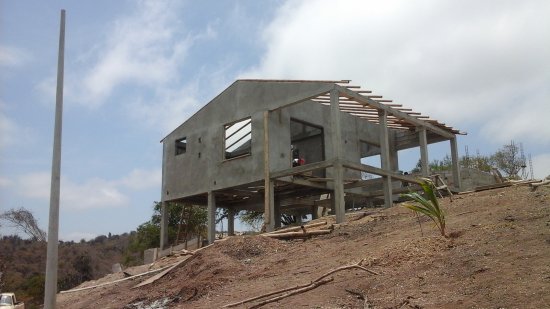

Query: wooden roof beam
[[335, 85, 455, 139]]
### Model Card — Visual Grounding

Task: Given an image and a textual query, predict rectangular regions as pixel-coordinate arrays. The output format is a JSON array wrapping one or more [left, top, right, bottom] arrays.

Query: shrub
[[401, 178, 446, 237]]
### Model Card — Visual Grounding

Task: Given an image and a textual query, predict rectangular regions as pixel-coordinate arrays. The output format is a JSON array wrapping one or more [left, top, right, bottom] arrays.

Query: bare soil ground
[[57, 185, 550, 308]]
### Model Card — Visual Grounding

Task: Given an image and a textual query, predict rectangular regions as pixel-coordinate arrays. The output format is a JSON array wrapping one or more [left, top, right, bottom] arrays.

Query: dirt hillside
[[57, 185, 550, 308]]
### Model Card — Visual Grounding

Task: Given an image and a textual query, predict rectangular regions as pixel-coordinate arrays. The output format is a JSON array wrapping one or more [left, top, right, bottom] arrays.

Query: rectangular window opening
[[175, 137, 187, 155], [290, 118, 324, 177], [224, 117, 252, 160]]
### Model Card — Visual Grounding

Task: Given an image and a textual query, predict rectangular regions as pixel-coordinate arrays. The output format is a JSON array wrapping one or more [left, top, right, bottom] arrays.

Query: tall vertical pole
[[44, 9, 65, 309]]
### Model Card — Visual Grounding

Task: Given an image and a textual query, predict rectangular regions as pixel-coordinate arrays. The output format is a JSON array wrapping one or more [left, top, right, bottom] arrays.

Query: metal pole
[[44, 9, 65, 309]]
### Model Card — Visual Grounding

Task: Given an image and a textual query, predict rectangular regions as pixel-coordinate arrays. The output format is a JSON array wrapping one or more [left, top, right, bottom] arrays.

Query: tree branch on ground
[[224, 259, 379, 308]]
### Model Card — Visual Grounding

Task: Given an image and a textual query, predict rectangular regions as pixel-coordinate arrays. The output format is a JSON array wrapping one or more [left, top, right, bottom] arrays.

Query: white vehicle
[[0, 293, 24, 309]]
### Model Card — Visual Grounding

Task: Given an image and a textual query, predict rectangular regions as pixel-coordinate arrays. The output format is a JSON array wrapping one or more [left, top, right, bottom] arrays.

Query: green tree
[[126, 202, 208, 263], [491, 141, 526, 178]]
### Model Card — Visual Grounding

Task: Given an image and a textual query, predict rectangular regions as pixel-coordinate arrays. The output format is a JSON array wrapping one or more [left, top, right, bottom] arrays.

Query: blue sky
[[1, 0, 549, 241]]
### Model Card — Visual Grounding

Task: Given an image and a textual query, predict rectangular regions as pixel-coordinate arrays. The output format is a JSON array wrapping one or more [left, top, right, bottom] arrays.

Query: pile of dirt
[[58, 185, 550, 308]]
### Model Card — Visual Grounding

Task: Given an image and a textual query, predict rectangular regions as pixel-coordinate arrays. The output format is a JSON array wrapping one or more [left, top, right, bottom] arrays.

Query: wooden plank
[[270, 159, 335, 179], [133, 256, 193, 288], [341, 160, 422, 184]]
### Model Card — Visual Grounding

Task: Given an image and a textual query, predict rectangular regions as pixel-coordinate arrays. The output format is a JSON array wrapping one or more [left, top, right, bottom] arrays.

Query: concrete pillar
[[207, 191, 216, 244], [311, 205, 318, 220], [330, 88, 346, 223], [379, 109, 393, 208], [160, 201, 169, 249], [419, 126, 429, 177], [389, 143, 399, 172], [450, 137, 462, 190], [227, 208, 235, 236], [274, 194, 281, 228], [263, 111, 276, 232]]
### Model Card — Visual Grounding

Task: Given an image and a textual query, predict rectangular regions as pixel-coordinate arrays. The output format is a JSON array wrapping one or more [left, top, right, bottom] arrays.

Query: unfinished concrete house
[[159, 79, 464, 248]]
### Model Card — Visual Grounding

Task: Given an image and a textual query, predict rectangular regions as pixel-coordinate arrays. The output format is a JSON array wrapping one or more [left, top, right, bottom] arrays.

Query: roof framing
[[252, 79, 463, 139]]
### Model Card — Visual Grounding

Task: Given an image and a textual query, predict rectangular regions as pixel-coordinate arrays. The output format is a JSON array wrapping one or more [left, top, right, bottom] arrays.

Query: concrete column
[[330, 88, 346, 223], [160, 201, 169, 249], [207, 191, 216, 244], [274, 193, 281, 228], [311, 205, 318, 220], [450, 137, 461, 190], [227, 208, 235, 236], [419, 126, 429, 177], [379, 109, 393, 208], [263, 111, 276, 232], [389, 143, 399, 172]]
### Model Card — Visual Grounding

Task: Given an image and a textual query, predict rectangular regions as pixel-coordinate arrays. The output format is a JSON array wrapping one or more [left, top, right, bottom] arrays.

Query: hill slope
[[57, 185, 550, 308]]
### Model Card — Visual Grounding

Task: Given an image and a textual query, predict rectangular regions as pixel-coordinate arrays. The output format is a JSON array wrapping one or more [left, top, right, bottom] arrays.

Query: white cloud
[[14, 167, 161, 211], [76, 0, 191, 107], [0, 177, 12, 187], [532, 153, 550, 179], [0, 45, 30, 67], [16, 172, 129, 210], [129, 83, 203, 134], [0, 108, 17, 149], [117, 168, 161, 190], [242, 0, 550, 144]]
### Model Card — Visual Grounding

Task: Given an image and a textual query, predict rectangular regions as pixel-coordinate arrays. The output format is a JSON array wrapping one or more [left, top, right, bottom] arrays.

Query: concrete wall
[[162, 80, 422, 203]]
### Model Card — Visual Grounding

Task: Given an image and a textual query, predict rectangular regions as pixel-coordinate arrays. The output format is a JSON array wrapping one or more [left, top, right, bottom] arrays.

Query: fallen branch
[[314, 259, 381, 279], [224, 259, 380, 308], [531, 179, 550, 190], [248, 277, 334, 309], [223, 281, 319, 308], [262, 229, 332, 239], [263, 221, 328, 235]]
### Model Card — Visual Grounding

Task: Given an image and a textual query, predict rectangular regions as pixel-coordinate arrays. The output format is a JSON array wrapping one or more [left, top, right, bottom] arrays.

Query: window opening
[[290, 119, 324, 177], [360, 140, 381, 179], [224, 117, 252, 159], [175, 137, 187, 155]]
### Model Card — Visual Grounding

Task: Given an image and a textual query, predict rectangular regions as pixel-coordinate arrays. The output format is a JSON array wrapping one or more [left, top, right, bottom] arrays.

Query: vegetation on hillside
[[412, 140, 529, 179]]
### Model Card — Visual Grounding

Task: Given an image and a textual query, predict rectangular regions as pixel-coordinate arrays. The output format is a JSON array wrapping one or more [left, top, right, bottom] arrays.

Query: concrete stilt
[[227, 208, 235, 236], [419, 127, 429, 177], [274, 194, 281, 228], [160, 201, 169, 249], [330, 89, 346, 223], [450, 137, 461, 190], [207, 191, 216, 244], [379, 109, 393, 208]]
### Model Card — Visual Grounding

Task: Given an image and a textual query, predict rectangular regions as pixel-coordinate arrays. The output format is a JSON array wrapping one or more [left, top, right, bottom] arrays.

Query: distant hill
[[0, 232, 139, 309]]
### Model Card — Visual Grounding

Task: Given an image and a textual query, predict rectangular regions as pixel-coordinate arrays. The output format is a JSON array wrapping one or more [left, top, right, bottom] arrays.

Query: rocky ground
[[57, 184, 550, 308]]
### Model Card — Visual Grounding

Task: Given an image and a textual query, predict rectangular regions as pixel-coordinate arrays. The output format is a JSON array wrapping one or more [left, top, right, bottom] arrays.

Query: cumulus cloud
[[75, 0, 191, 106], [0, 107, 17, 149], [242, 0, 550, 144], [14, 168, 160, 211], [117, 168, 161, 190], [0, 45, 30, 67]]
